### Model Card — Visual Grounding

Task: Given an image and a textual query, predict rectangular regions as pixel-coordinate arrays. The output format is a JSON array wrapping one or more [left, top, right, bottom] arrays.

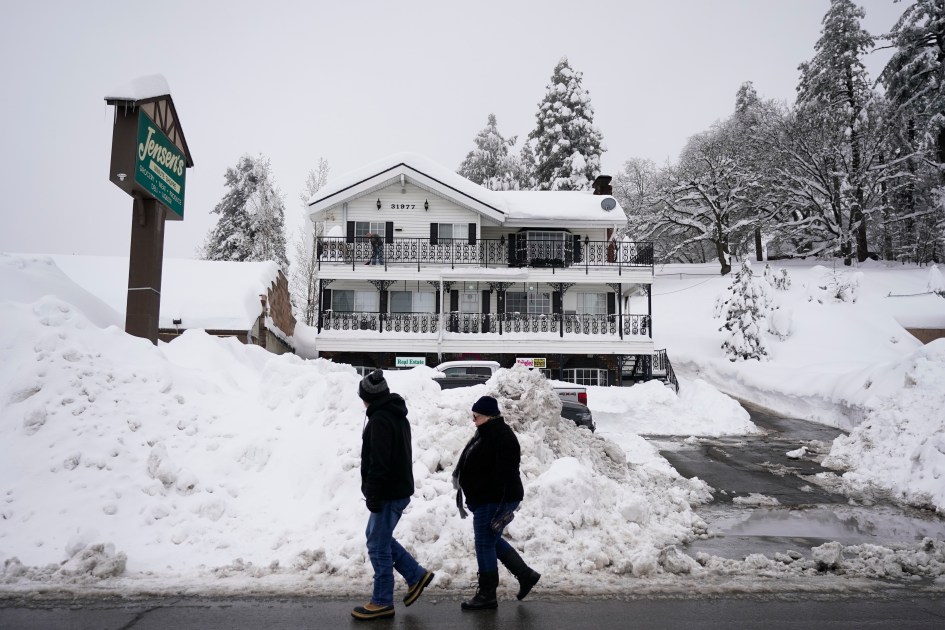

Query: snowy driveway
[[655, 401, 847, 507], [648, 402, 945, 561]]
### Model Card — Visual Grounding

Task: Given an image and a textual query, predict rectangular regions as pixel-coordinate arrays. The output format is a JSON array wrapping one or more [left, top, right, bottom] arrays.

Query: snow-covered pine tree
[[882, 0, 945, 174], [879, 0, 945, 264], [719, 261, 770, 361], [457, 114, 524, 190], [527, 57, 605, 191], [203, 154, 289, 270], [290, 158, 330, 326], [518, 141, 538, 190], [796, 0, 876, 264]]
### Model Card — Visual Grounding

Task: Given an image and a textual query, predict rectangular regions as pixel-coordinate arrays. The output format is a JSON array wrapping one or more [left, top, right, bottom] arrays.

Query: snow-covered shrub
[[719, 261, 770, 361], [767, 306, 792, 340], [812, 269, 862, 303], [927, 264, 945, 298], [763, 263, 774, 285], [773, 267, 791, 291]]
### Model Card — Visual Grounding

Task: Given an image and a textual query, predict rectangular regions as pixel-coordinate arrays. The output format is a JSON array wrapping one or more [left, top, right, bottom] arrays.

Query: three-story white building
[[306, 153, 660, 386]]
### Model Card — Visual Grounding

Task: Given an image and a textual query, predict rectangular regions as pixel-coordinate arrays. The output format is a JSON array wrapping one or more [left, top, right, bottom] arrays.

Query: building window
[[459, 292, 479, 313], [355, 221, 386, 240], [576, 293, 607, 315], [438, 223, 469, 241], [390, 291, 436, 313], [525, 230, 566, 260], [561, 368, 609, 386], [506, 291, 551, 315], [332, 290, 379, 312]]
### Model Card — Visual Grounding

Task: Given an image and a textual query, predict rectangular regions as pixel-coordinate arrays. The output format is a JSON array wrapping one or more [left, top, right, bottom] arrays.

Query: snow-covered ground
[[1, 253, 944, 596]]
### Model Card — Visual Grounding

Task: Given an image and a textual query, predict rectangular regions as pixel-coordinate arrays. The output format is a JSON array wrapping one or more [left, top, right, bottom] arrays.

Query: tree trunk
[[716, 239, 731, 275]]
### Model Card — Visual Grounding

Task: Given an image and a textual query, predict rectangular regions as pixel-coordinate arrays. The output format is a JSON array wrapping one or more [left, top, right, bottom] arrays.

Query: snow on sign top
[[104, 74, 171, 102], [308, 152, 624, 224]]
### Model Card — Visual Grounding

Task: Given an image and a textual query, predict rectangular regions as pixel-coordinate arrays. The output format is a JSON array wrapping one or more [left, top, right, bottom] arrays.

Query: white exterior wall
[[323, 183, 478, 239]]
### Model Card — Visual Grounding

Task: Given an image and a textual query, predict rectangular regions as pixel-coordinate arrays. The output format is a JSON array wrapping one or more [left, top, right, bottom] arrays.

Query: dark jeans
[[365, 497, 427, 606], [469, 501, 520, 573]]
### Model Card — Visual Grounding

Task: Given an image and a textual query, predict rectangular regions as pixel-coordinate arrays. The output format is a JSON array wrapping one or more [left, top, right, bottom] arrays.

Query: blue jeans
[[469, 501, 520, 573], [369, 247, 384, 265], [365, 497, 426, 606]]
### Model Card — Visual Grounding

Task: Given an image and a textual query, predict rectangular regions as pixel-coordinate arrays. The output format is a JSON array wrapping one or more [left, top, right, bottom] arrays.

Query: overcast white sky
[[0, 0, 907, 259]]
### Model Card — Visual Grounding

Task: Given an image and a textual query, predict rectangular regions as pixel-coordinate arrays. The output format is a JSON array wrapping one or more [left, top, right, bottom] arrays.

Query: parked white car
[[432, 360, 587, 405]]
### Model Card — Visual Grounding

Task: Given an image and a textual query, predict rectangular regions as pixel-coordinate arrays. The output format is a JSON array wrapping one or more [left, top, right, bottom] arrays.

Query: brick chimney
[[592, 175, 613, 195]]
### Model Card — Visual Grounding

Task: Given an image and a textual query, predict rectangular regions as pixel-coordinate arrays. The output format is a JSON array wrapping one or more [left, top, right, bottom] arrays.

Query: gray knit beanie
[[358, 369, 389, 403]]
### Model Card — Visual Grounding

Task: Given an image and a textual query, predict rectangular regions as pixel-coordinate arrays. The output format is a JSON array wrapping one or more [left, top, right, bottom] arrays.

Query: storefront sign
[[396, 356, 426, 367], [515, 357, 546, 369], [134, 110, 186, 218]]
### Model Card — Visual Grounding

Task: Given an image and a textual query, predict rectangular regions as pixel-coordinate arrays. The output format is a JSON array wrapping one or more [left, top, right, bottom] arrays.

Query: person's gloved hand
[[366, 496, 383, 513]]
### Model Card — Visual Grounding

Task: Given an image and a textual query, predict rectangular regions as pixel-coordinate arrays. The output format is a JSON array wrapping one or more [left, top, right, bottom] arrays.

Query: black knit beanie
[[358, 369, 389, 403]]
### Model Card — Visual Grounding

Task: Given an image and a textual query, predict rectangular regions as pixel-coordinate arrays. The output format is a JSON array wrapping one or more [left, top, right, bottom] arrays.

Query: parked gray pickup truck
[[432, 360, 588, 405]]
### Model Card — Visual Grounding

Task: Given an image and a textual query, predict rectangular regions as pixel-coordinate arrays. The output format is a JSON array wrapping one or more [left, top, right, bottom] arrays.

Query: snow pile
[[4, 253, 945, 593], [928, 265, 945, 297], [0, 261, 710, 592], [588, 378, 759, 438], [822, 339, 945, 512], [693, 538, 945, 581]]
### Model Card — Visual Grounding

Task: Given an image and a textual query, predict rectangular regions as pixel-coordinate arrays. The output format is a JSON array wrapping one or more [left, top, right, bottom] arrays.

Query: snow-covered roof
[[104, 74, 171, 103], [307, 152, 624, 226], [45, 255, 281, 331]]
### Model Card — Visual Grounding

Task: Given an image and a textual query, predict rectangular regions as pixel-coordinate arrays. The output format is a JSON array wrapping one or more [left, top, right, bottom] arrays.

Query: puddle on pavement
[[686, 504, 945, 560]]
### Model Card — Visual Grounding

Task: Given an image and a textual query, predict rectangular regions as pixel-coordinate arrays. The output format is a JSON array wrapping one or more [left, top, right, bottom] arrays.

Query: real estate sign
[[134, 110, 186, 219], [396, 356, 426, 367]]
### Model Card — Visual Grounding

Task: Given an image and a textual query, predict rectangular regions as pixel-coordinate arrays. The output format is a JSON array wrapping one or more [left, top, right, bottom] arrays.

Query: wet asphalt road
[[654, 400, 945, 559], [656, 401, 848, 506], [2, 594, 945, 629]]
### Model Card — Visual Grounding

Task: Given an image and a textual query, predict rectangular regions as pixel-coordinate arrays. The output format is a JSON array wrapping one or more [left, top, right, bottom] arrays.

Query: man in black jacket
[[453, 395, 540, 611], [352, 370, 434, 621]]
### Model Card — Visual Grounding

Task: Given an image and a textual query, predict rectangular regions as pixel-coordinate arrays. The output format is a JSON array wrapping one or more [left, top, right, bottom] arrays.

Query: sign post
[[105, 77, 193, 344]]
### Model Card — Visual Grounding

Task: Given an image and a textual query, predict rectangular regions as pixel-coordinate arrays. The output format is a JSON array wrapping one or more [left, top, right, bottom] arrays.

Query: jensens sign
[[134, 111, 186, 218]]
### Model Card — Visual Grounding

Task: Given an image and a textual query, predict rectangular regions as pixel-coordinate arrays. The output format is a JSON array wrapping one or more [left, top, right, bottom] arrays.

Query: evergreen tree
[[518, 141, 538, 190], [880, 0, 945, 262], [291, 158, 330, 326], [882, 0, 945, 172], [457, 114, 524, 190], [719, 261, 770, 361], [528, 57, 605, 191], [203, 154, 289, 270], [796, 0, 876, 263]]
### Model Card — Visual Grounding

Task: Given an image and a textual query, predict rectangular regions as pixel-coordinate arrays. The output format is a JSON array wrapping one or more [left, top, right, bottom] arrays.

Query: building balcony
[[318, 311, 650, 338], [317, 237, 653, 275]]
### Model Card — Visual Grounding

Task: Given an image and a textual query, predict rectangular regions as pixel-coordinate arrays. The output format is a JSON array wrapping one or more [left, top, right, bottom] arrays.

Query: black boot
[[461, 570, 499, 611], [498, 547, 540, 600]]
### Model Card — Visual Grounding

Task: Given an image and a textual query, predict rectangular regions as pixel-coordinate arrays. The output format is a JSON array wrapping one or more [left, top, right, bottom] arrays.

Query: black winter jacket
[[454, 416, 524, 505], [361, 393, 415, 502]]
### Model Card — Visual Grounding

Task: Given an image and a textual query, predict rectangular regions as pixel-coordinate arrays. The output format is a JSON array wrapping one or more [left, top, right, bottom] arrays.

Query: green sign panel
[[396, 357, 426, 367], [135, 110, 186, 218]]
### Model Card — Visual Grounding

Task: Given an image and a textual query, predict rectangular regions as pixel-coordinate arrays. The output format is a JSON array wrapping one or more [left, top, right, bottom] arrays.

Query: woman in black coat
[[452, 396, 540, 611]]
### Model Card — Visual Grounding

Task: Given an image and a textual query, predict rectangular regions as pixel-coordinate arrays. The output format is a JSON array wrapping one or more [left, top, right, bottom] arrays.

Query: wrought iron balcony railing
[[317, 237, 653, 274], [319, 311, 650, 338]]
